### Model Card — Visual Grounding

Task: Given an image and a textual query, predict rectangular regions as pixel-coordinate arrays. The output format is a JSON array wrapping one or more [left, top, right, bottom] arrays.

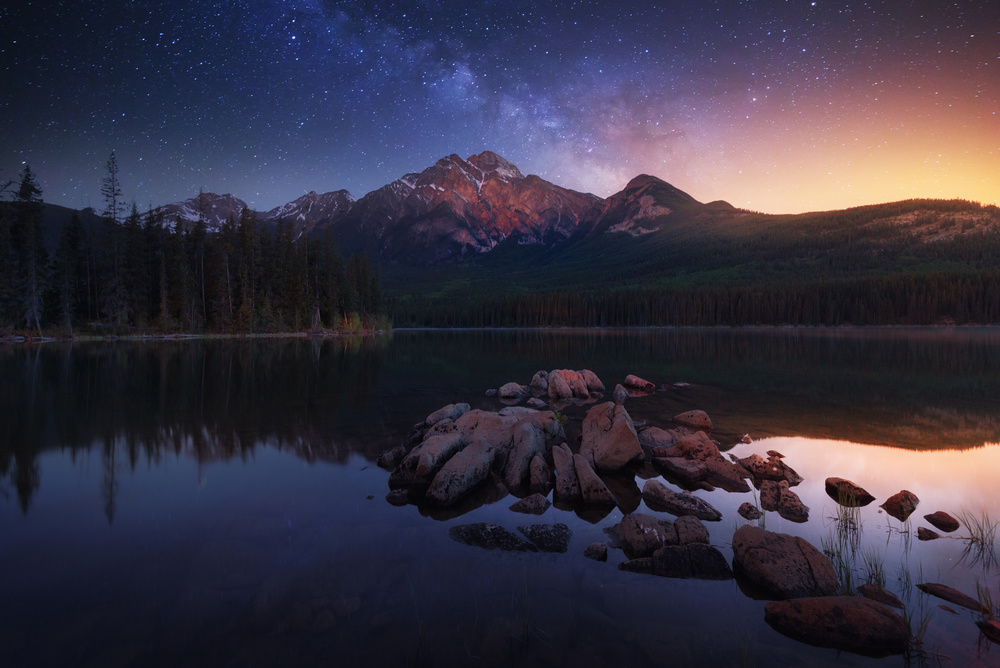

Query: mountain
[[331, 151, 600, 263], [154, 192, 250, 231], [260, 190, 354, 238]]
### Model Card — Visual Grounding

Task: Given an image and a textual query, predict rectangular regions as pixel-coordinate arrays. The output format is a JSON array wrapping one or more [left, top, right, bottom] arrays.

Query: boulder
[[528, 453, 552, 493], [529, 370, 549, 392], [668, 431, 751, 493], [484, 388, 498, 397], [526, 397, 546, 409], [916, 527, 940, 541], [501, 419, 551, 489], [580, 369, 605, 393], [425, 441, 497, 506], [764, 596, 908, 657], [673, 410, 712, 431], [609, 513, 677, 558], [740, 452, 803, 486], [410, 432, 468, 487], [738, 502, 763, 521], [510, 493, 551, 515], [673, 515, 710, 545], [584, 542, 608, 562], [923, 511, 960, 533], [612, 383, 628, 404], [385, 489, 409, 506], [776, 480, 809, 523], [623, 374, 656, 392], [573, 454, 616, 506], [977, 619, 1000, 645], [857, 583, 903, 609], [426, 402, 470, 426], [880, 490, 919, 522], [518, 523, 571, 553], [916, 583, 990, 613], [824, 477, 876, 507], [651, 544, 733, 580], [731, 525, 838, 599], [377, 445, 407, 471], [638, 426, 680, 448], [450, 523, 536, 551], [641, 479, 722, 521], [498, 382, 530, 400], [580, 402, 643, 471], [547, 369, 590, 400], [759, 480, 780, 512], [552, 443, 581, 502], [619, 558, 655, 575]]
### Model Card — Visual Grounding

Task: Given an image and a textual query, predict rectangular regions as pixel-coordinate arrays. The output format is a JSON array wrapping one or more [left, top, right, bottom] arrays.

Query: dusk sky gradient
[[3, 0, 998, 214]]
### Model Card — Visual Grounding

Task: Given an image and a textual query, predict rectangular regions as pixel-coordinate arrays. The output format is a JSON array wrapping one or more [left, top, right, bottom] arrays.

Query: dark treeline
[[392, 272, 1000, 327], [0, 159, 385, 335]]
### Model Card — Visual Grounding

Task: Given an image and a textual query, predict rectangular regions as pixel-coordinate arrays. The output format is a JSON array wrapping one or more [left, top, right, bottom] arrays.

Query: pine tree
[[49, 211, 84, 332], [14, 166, 46, 333]]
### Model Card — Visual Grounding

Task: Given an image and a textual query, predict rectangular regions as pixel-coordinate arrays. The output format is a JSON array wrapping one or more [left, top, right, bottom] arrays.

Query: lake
[[2, 328, 1000, 666]]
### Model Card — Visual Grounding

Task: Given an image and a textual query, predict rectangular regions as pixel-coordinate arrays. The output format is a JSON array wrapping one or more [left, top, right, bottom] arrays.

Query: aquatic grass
[[957, 509, 999, 571], [861, 547, 887, 589], [821, 532, 856, 594], [975, 579, 1000, 620]]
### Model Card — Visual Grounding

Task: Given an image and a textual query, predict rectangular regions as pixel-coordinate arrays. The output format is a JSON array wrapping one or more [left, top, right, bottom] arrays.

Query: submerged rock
[[650, 543, 733, 580], [977, 619, 1000, 645], [450, 523, 536, 551], [857, 583, 904, 609], [498, 382, 530, 400], [731, 525, 838, 600], [608, 513, 677, 558], [824, 477, 876, 507], [623, 374, 656, 393], [880, 490, 919, 522], [518, 523, 572, 552], [764, 596, 908, 657], [641, 479, 722, 521], [916, 527, 940, 541], [584, 542, 608, 561]]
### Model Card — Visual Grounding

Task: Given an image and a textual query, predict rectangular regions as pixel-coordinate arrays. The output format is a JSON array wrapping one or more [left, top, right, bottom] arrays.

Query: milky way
[[2, 0, 997, 213]]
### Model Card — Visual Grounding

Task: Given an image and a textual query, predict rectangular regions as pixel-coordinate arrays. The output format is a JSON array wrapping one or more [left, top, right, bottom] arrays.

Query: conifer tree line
[[0, 156, 385, 335]]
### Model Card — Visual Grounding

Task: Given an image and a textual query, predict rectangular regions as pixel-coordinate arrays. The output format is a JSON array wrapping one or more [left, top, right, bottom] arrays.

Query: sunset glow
[[2, 1, 997, 212]]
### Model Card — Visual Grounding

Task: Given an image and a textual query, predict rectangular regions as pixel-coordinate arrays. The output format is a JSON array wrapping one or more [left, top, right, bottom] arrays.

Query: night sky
[[3, 0, 998, 214]]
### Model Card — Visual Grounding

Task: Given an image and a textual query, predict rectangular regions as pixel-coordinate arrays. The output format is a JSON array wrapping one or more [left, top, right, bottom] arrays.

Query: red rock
[[880, 490, 919, 522], [824, 477, 876, 506], [923, 511, 960, 533], [764, 596, 908, 657], [580, 402, 643, 471]]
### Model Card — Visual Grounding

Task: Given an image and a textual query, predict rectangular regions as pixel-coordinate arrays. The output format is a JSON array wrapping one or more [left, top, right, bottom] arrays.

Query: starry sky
[[2, 0, 998, 214]]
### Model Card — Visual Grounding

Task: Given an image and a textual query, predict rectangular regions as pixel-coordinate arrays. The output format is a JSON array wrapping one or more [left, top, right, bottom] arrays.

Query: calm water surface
[[2, 328, 1000, 667]]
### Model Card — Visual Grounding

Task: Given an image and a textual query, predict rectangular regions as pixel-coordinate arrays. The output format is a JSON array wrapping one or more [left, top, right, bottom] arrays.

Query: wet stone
[[518, 523, 572, 553]]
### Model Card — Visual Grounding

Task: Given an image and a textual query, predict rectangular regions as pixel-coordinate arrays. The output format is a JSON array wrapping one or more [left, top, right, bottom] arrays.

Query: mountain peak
[[467, 151, 523, 181]]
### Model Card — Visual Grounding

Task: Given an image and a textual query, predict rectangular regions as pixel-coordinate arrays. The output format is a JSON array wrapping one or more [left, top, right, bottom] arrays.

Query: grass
[[861, 547, 887, 588], [958, 509, 999, 571]]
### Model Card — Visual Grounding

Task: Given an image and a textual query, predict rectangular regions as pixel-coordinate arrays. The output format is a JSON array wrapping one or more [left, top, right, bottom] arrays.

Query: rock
[[497, 406, 538, 417], [528, 453, 552, 493], [652, 456, 710, 487], [650, 544, 733, 580], [518, 523, 571, 552], [529, 370, 549, 392], [573, 454, 616, 506], [759, 480, 780, 512], [880, 490, 919, 522], [623, 374, 656, 392], [612, 383, 628, 404], [510, 493, 551, 515], [580, 369, 605, 393], [764, 596, 908, 657], [637, 426, 679, 448], [498, 382, 530, 400], [426, 402, 470, 426], [731, 525, 838, 600], [501, 419, 550, 489], [977, 619, 1000, 645], [673, 410, 712, 431], [916, 527, 940, 541], [584, 542, 608, 561], [923, 511, 960, 533], [766, 450, 784, 458], [552, 443, 581, 502], [608, 513, 677, 558], [640, 479, 722, 521], [450, 523, 536, 551], [425, 441, 497, 506], [917, 583, 990, 613], [425, 417, 457, 438], [410, 432, 466, 486], [857, 583, 904, 609], [741, 434, 753, 444], [376, 445, 407, 471], [580, 402, 644, 471], [673, 515, 710, 545], [668, 431, 751, 493], [547, 369, 590, 400], [526, 397, 546, 409], [385, 489, 409, 506], [740, 453, 803, 486], [824, 477, 876, 507], [738, 502, 763, 520], [776, 480, 809, 523], [485, 388, 498, 397]]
